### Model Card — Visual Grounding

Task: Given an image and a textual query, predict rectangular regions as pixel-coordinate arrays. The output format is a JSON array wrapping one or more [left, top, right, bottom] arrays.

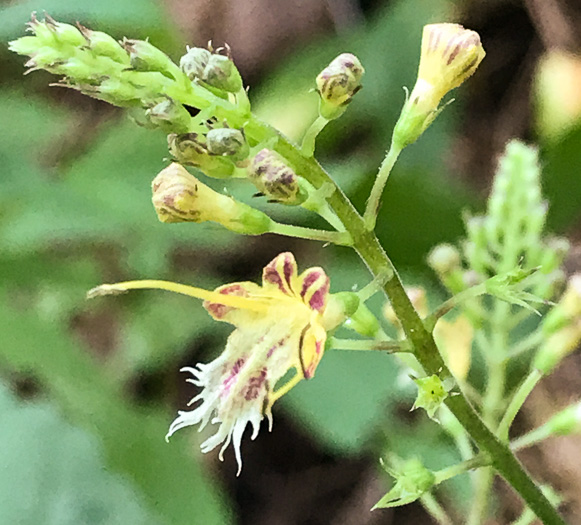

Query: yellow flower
[[434, 315, 473, 381], [393, 23, 485, 147], [87, 252, 330, 474]]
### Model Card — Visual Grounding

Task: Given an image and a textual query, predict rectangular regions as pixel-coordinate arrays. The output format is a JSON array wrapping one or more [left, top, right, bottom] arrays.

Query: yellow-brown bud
[[152, 163, 271, 234], [316, 53, 364, 119]]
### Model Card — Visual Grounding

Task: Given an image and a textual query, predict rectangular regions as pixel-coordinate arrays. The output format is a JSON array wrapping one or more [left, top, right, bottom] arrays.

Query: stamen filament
[[87, 279, 272, 312]]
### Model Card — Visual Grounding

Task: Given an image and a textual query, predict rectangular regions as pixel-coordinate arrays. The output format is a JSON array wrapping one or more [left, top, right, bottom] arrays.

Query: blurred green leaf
[[0, 380, 160, 525], [0, 293, 232, 525]]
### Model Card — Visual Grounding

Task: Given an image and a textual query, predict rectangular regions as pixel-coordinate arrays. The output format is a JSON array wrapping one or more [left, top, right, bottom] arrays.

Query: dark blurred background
[[1, 0, 581, 524]]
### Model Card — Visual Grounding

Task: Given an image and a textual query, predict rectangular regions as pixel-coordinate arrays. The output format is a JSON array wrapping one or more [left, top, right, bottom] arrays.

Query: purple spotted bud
[[206, 128, 249, 161], [167, 133, 235, 179], [179, 47, 212, 80], [249, 149, 307, 205], [146, 98, 191, 133], [316, 53, 364, 119]]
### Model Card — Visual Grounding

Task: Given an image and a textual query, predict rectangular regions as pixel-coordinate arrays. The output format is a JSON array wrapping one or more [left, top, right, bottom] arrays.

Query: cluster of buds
[[8, 15, 195, 133], [316, 53, 364, 120], [180, 44, 243, 94], [151, 163, 272, 235], [168, 126, 249, 178], [393, 23, 485, 148]]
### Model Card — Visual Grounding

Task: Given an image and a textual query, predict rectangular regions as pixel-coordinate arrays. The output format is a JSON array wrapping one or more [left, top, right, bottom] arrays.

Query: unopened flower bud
[[123, 39, 180, 79], [206, 128, 249, 161], [322, 292, 360, 331], [249, 149, 307, 205], [179, 47, 212, 80], [203, 54, 243, 93], [152, 163, 272, 235], [412, 374, 448, 420], [42, 16, 85, 47], [374, 458, 435, 509], [316, 53, 364, 120], [146, 98, 191, 133], [167, 133, 235, 179], [393, 23, 485, 147], [77, 24, 129, 64]]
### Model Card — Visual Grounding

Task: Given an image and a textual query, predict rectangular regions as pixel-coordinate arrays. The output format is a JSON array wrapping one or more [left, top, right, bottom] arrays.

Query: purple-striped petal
[[298, 267, 330, 312], [262, 252, 298, 296], [298, 322, 327, 379]]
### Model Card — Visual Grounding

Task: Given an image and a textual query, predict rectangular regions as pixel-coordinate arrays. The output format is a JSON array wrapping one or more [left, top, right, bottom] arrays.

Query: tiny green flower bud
[[374, 458, 435, 509], [393, 23, 485, 148], [206, 128, 249, 161], [249, 149, 307, 205], [412, 374, 448, 420], [42, 16, 86, 47], [167, 133, 235, 179], [346, 302, 381, 337], [152, 163, 272, 235], [203, 54, 243, 93], [316, 53, 364, 120], [428, 243, 462, 276], [77, 24, 129, 64], [322, 292, 360, 331], [146, 98, 191, 133], [122, 38, 180, 79], [179, 47, 212, 80]]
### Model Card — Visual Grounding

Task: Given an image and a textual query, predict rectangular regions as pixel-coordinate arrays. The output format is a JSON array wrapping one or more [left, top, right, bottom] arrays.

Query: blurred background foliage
[[2, 0, 581, 523]]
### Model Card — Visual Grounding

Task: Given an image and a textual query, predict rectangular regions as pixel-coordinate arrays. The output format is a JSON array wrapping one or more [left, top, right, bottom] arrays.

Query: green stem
[[511, 425, 553, 452], [363, 141, 402, 230], [329, 337, 408, 352], [507, 329, 544, 360], [268, 222, 352, 245], [434, 454, 491, 485], [230, 115, 564, 524], [420, 493, 454, 525], [301, 115, 329, 157], [498, 369, 543, 441]]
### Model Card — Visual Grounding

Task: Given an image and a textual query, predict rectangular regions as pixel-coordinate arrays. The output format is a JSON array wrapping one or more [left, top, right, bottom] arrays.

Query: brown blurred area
[[146, 1, 581, 524]]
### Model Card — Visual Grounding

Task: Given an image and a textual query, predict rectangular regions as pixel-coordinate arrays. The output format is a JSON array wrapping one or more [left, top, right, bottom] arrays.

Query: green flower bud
[[122, 38, 180, 79], [206, 128, 249, 161], [316, 53, 364, 120], [542, 274, 581, 335], [179, 47, 212, 80], [42, 15, 85, 47], [152, 163, 272, 234], [412, 374, 448, 420], [146, 98, 191, 133], [346, 302, 381, 337], [77, 24, 129, 64], [249, 149, 308, 205], [374, 458, 435, 509], [322, 292, 360, 331], [203, 54, 243, 93], [167, 133, 235, 179]]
